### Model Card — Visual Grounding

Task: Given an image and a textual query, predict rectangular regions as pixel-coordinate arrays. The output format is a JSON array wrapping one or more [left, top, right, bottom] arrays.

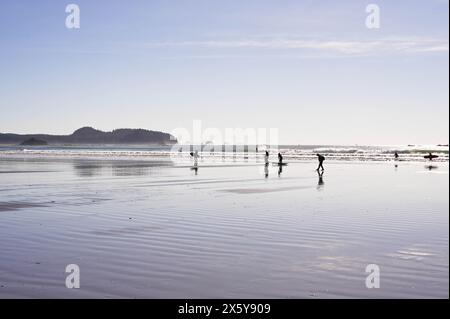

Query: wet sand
[[0, 158, 448, 298], [0, 202, 49, 212]]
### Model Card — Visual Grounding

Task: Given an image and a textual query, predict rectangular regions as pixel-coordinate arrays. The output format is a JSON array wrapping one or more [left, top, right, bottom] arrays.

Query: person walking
[[316, 154, 325, 171]]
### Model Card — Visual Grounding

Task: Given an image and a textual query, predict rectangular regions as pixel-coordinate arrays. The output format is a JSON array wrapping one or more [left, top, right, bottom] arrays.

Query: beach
[[0, 155, 448, 298]]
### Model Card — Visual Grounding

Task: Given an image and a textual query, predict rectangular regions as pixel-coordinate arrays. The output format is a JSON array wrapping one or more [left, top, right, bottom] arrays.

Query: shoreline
[[1, 153, 448, 163]]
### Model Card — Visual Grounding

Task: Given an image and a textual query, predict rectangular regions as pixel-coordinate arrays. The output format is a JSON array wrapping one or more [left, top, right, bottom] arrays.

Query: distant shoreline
[[0, 126, 177, 146]]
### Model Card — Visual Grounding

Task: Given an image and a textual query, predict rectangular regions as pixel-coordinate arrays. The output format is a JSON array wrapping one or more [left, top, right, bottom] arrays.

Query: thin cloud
[[145, 37, 449, 56]]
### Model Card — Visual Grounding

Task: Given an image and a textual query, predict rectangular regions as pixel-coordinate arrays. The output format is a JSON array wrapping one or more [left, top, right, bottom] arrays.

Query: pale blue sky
[[0, 0, 448, 144]]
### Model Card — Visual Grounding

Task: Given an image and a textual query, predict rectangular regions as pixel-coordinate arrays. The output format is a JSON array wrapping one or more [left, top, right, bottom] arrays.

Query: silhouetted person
[[278, 152, 283, 164], [427, 152, 436, 161], [264, 163, 269, 178], [316, 154, 325, 171], [394, 152, 399, 160], [264, 151, 269, 165]]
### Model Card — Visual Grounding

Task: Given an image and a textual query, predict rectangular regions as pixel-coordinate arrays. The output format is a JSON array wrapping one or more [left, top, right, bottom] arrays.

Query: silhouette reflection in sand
[[317, 170, 325, 190]]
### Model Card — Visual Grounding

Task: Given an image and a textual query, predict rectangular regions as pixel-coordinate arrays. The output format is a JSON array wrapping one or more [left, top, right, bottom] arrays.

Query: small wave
[[0, 145, 448, 163]]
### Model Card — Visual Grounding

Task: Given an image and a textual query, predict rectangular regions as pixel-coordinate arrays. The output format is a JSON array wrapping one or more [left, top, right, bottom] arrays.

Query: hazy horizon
[[1, 0, 448, 145]]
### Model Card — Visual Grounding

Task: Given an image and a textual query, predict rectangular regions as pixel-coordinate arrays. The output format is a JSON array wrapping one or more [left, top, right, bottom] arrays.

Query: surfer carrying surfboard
[[278, 152, 283, 165], [316, 154, 325, 171], [424, 152, 438, 161]]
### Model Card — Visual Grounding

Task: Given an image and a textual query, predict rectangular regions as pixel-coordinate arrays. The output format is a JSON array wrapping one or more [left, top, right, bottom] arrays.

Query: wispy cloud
[[145, 37, 449, 56]]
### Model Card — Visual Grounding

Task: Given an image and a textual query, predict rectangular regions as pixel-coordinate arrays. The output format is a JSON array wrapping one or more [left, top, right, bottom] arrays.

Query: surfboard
[[424, 155, 439, 160], [272, 162, 288, 166]]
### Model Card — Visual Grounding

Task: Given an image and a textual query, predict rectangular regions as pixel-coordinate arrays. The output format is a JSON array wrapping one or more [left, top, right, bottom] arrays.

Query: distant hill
[[20, 138, 48, 146], [0, 127, 176, 145]]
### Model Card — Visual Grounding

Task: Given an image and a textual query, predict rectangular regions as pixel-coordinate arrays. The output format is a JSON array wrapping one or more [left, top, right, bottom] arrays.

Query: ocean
[[0, 144, 448, 162]]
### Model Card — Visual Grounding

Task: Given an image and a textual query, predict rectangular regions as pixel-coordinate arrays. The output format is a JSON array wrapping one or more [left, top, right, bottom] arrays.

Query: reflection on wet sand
[[72, 160, 175, 177], [0, 201, 49, 212], [278, 165, 283, 177], [190, 163, 199, 175], [317, 170, 325, 190]]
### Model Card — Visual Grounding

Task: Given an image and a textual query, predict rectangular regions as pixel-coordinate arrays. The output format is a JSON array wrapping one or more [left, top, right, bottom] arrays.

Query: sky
[[0, 0, 448, 145]]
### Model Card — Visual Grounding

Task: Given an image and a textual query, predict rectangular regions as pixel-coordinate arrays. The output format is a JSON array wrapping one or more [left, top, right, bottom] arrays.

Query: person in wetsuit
[[278, 152, 283, 164]]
